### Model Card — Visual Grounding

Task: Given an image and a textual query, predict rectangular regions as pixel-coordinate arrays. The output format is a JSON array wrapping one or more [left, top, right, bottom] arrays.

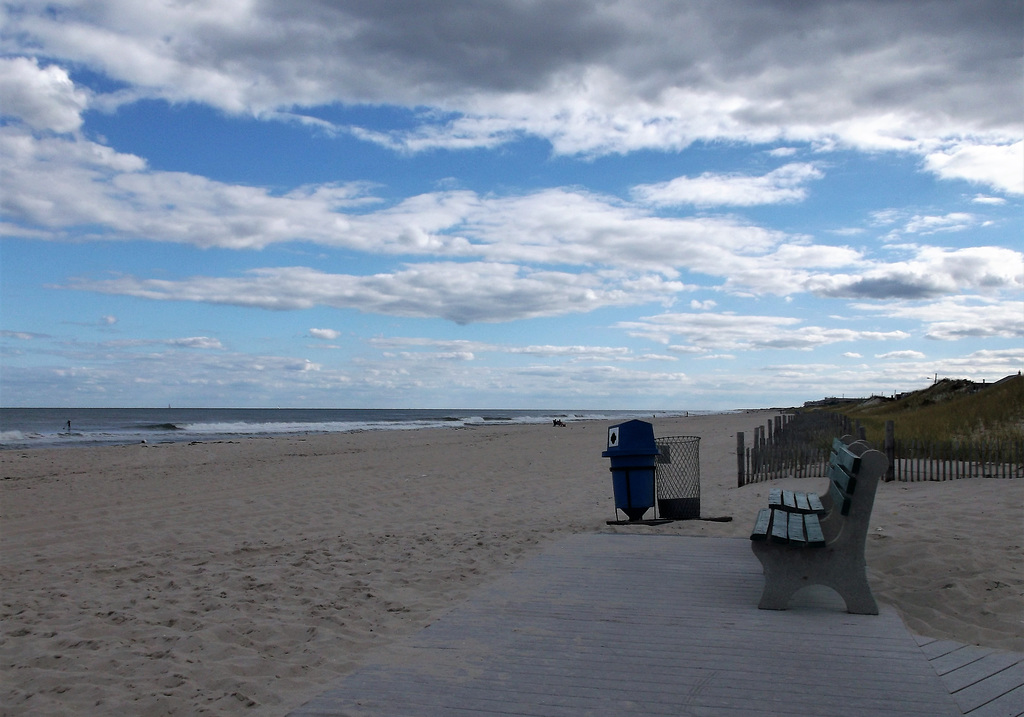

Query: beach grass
[[841, 374, 1024, 447]]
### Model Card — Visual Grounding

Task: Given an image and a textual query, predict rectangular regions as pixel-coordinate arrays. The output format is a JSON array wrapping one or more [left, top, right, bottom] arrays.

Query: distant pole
[[737, 432, 745, 487], [884, 420, 895, 482]]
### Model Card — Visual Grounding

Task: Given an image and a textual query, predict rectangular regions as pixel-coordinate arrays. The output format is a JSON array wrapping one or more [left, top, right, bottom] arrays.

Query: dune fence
[[888, 434, 1023, 481], [737, 412, 1023, 486]]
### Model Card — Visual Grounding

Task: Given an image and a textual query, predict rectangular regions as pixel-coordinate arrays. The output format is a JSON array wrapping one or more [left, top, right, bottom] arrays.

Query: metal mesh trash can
[[655, 435, 700, 519]]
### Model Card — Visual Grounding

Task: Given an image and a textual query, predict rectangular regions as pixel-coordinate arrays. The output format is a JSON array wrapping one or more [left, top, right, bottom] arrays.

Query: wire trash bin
[[655, 435, 701, 519]]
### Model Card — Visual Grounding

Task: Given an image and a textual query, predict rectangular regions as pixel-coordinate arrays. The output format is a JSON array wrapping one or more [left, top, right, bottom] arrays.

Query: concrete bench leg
[[752, 545, 878, 615]]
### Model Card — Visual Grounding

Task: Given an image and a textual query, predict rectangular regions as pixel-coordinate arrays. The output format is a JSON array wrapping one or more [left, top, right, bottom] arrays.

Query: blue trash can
[[602, 419, 659, 521]]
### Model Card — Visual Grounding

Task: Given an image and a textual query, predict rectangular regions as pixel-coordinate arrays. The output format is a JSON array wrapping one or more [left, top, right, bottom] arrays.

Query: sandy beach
[[2, 411, 1021, 715]]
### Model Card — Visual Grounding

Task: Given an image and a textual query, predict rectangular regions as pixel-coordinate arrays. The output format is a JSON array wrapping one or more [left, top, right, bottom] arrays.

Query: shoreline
[[0, 407, 737, 452], [2, 411, 1020, 715]]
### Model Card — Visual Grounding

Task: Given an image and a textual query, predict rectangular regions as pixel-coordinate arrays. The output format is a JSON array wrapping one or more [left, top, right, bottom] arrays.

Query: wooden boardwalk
[[290, 534, 1021, 717], [916, 635, 1023, 716]]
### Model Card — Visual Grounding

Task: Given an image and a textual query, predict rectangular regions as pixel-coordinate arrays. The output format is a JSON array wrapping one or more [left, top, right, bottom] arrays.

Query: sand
[[1, 411, 1021, 715]]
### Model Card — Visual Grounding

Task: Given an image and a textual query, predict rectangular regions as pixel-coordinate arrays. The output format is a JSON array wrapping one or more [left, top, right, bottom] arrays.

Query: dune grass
[[841, 374, 1024, 455]]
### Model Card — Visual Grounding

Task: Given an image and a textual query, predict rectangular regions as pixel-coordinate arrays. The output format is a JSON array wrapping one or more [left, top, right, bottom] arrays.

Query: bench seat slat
[[804, 513, 826, 547], [750, 508, 771, 541], [751, 510, 828, 548], [767, 490, 825, 515], [770, 509, 789, 543], [806, 492, 825, 514], [787, 512, 805, 544], [794, 492, 811, 512], [782, 489, 797, 510]]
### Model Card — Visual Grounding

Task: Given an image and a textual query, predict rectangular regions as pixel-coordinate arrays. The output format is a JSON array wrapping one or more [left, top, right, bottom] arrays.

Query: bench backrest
[[831, 437, 860, 471], [828, 440, 858, 514], [820, 435, 888, 548]]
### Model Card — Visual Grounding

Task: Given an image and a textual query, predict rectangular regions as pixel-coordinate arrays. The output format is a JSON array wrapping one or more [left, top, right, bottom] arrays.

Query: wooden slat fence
[[889, 435, 1023, 481], [737, 413, 1023, 486], [737, 412, 855, 487]]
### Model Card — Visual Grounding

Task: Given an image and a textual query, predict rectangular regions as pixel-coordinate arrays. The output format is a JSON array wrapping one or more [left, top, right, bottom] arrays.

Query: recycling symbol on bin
[[608, 426, 619, 448]]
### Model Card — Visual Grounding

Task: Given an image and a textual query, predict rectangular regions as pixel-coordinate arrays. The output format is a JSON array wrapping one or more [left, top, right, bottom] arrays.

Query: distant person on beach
[[66, 420, 71, 432]]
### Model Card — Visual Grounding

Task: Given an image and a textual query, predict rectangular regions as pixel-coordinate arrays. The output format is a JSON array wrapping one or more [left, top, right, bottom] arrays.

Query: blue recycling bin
[[602, 419, 659, 521]]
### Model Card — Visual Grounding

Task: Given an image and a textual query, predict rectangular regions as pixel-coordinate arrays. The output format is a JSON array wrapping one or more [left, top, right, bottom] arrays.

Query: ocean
[[0, 407, 698, 450]]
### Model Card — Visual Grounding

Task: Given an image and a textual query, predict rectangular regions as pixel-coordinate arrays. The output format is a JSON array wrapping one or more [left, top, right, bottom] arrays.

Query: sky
[[1, 1, 1022, 410]]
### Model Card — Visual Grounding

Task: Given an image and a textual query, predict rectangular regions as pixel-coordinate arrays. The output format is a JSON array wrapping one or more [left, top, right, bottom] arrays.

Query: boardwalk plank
[[962, 684, 1023, 717], [953, 661, 1024, 713], [290, 534, 963, 717], [941, 653, 1024, 693], [922, 639, 971, 659], [931, 644, 997, 675]]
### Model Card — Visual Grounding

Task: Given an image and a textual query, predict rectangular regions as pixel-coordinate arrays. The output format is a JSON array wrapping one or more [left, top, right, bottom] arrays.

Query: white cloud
[[810, 246, 1023, 300], [5, 124, 877, 300], [2, 61, 1015, 318], [617, 311, 908, 351], [828, 227, 866, 237], [8, 113, 1013, 318], [3, 125, 794, 272], [62, 239, 1019, 327], [632, 163, 823, 207], [369, 337, 640, 363], [399, 350, 475, 362], [971, 194, 1007, 205], [67, 263, 686, 324], [3, 2, 1020, 191], [309, 328, 340, 340], [732, 348, 1023, 400], [0, 57, 90, 133], [0, 330, 47, 340], [103, 336, 225, 350], [902, 212, 978, 235], [172, 337, 225, 350], [853, 296, 1024, 341], [924, 141, 1024, 196], [876, 350, 926, 360], [511, 345, 632, 360], [1, 125, 377, 246]]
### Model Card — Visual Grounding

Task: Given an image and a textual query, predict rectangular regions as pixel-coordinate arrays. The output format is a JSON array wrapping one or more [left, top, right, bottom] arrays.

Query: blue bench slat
[[806, 492, 825, 514], [829, 480, 851, 515], [751, 509, 827, 548], [770, 509, 789, 543], [794, 492, 811, 512], [769, 489, 825, 515], [782, 489, 797, 510], [831, 438, 861, 473], [804, 513, 826, 547], [750, 508, 771, 541], [829, 462, 856, 494], [787, 512, 806, 544]]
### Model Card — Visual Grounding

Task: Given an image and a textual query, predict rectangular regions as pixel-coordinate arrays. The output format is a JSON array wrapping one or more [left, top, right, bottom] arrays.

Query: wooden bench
[[749, 436, 888, 614]]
